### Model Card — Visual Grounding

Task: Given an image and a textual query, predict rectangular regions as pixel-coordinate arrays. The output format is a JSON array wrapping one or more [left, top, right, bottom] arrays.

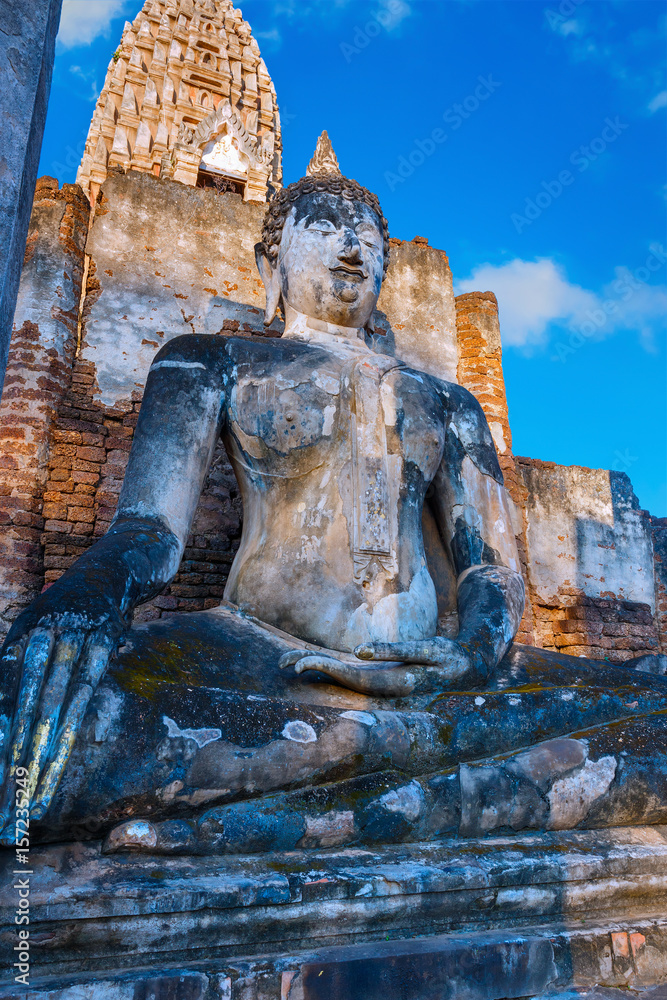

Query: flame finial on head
[[258, 129, 391, 310], [306, 131, 342, 177]]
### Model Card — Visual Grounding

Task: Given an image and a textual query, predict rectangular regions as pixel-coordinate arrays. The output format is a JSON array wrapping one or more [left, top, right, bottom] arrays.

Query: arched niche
[[197, 127, 248, 196]]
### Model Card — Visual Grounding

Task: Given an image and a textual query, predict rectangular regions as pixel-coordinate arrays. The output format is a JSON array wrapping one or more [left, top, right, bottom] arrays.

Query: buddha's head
[[255, 132, 390, 332]]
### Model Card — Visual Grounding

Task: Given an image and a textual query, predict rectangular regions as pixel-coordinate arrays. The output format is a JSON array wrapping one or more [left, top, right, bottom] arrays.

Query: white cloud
[[256, 27, 282, 44], [455, 259, 597, 348], [455, 256, 667, 351], [68, 63, 100, 101], [556, 18, 584, 38], [57, 0, 131, 50], [648, 90, 667, 114], [255, 26, 282, 51], [603, 265, 667, 351], [546, 5, 665, 104], [377, 0, 411, 32], [252, 0, 411, 50]]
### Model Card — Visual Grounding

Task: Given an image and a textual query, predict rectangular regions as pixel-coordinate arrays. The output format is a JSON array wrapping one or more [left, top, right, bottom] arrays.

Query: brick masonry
[[0, 178, 90, 635], [516, 456, 664, 663], [454, 289, 537, 647], [453, 292, 665, 662]]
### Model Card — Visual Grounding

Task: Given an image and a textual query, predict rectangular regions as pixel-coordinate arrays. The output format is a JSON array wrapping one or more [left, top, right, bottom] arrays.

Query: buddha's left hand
[[279, 638, 488, 696]]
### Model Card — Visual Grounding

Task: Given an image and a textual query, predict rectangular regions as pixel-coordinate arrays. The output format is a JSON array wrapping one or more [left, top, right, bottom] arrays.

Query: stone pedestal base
[[1, 826, 666, 999]]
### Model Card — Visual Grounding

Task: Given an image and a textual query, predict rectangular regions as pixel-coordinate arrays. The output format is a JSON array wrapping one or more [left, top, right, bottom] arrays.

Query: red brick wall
[[516, 455, 663, 663], [531, 589, 660, 662], [455, 291, 514, 482], [0, 179, 90, 636], [454, 291, 536, 647]]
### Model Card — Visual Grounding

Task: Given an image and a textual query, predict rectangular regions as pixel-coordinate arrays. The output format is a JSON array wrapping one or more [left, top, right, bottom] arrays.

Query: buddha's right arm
[[0, 335, 226, 831], [108, 333, 227, 602]]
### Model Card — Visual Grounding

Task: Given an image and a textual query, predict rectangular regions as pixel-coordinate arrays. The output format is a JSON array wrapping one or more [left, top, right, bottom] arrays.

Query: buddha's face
[[257, 191, 385, 329]]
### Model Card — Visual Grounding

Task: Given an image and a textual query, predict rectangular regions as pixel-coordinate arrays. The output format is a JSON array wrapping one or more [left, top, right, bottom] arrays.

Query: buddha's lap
[[26, 608, 667, 841]]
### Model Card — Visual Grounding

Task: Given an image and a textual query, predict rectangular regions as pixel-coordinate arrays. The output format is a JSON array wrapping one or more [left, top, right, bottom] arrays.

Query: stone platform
[[1, 826, 666, 999]]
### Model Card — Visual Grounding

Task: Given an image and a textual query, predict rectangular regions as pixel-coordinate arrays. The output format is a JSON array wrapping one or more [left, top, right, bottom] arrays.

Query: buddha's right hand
[[0, 579, 126, 841], [279, 638, 483, 697]]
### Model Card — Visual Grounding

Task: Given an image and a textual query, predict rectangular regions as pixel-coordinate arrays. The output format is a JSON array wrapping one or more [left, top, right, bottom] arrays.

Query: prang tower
[[76, 0, 282, 205]]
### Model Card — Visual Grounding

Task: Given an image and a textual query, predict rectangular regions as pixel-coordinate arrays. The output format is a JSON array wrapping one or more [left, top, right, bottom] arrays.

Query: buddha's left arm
[[429, 384, 525, 675]]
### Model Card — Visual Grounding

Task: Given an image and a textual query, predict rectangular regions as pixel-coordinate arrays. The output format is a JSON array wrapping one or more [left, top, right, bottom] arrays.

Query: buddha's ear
[[254, 243, 281, 326]]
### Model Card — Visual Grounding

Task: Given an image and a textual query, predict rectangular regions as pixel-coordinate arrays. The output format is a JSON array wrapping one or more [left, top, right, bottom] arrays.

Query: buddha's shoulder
[[152, 333, 331, 377], [223, 333, 335, 365], [401, 369, 482, 415], [420, 373, 503, 484], [430, 376, 483, 413]]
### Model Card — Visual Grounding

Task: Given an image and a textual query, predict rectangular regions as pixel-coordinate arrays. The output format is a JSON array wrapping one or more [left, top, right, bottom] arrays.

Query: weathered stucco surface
[[520, 462, 655, 609], [82, 173, 460, 409], [374, 236, 459, 384], [1, 825, 667, 997], [0, 29, 666, 1000], [516, 457, 661, 661], [82, 171, 274, 408]]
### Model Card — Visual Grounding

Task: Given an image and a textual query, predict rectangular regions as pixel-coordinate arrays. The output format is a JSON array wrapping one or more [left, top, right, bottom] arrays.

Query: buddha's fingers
[[278, 649, 307, 670], [23, 633, 84, 804], [8, 630, 54, 767], [0, 630, 53, 830], [103, 817, 197, 856], [30, 631, 115, 822], [354, 639, 452, 665], [0, 640, 27, 777], [295, 655, 417, 696]]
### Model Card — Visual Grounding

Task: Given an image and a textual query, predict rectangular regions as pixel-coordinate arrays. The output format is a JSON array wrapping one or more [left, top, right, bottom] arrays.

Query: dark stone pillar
[[0, 0, 63, 393]]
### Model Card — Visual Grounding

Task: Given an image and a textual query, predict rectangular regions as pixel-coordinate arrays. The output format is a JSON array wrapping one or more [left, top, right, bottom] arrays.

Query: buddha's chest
[[226, 353, 445, 483]]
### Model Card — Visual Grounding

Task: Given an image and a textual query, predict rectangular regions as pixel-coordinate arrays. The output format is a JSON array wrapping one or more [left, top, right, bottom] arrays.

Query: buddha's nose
[[338, 230, 362, 262]]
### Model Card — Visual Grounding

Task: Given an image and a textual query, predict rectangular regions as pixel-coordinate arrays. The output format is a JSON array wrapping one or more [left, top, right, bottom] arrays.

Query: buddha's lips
[[331, 264, 367, 282]]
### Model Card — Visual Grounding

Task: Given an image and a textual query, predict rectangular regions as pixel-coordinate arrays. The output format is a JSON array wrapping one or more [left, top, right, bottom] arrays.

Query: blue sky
[[40, 0, 667, 514]]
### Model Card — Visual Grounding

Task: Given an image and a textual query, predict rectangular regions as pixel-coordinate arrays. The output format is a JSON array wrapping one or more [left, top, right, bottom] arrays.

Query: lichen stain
[[547, 755, 617, 830], [162, 715, 222, 748], [112, 639, 208, 701], [282, 720, 318, 744]]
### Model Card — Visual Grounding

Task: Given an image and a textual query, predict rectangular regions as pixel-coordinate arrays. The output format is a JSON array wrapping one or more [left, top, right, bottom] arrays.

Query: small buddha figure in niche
[[0, 134, 665, 855]]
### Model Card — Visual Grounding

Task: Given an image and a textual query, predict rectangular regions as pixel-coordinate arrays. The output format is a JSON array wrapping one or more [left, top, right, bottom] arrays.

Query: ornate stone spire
[[306, 131, 341, 177], [76, 0, 282, 205]]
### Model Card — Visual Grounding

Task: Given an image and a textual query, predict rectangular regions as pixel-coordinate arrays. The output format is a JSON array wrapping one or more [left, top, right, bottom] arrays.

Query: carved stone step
[[1, 826, 667, 997]]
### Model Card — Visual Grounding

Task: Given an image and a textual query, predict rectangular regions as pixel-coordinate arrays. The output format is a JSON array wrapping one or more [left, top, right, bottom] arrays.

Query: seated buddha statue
[[1, 136, 666, 855]]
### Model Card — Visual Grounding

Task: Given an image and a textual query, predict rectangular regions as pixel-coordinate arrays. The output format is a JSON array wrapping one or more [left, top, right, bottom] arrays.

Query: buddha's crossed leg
[[8, 606, 666, 852]]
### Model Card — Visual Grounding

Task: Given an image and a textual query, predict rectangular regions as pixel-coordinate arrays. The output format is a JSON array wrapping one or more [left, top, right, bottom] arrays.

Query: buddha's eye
[[356, 226, 381, 250], [307, 220, 337, 235]]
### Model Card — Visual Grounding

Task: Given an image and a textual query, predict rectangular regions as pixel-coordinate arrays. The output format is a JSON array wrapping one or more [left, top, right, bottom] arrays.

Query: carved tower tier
[[76, 0, 282, 204]]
